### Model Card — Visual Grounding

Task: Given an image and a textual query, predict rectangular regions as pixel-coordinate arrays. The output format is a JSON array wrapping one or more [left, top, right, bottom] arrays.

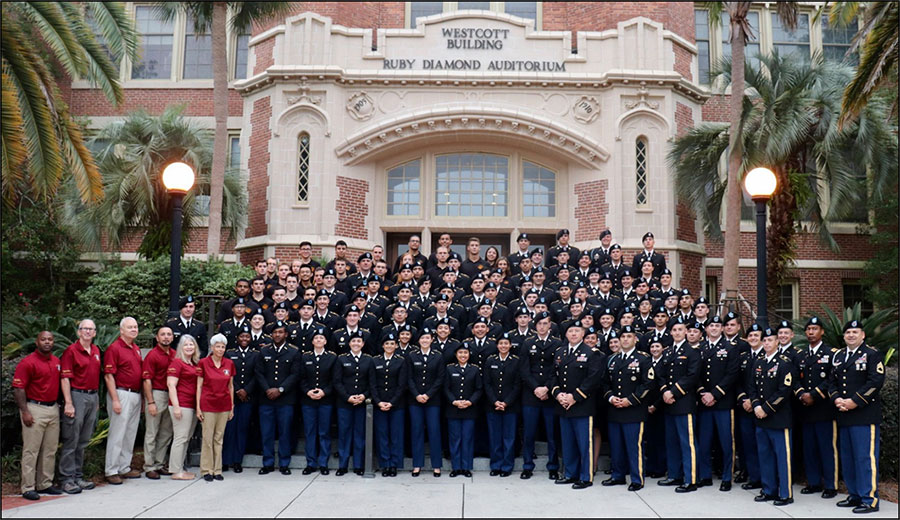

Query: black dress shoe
[[572, 481, 593, 489], [801, 485, 823, 494], [335, 468, 348, 476], [450, 470, 460, 477], [697, 478, 713, 488], [548, 471, 560, 480], [741, 481, 762, 490], [214, 474, 224, 481], [773, 497, 793, 506], [675, 484, 697, 493], [411, 469, 421, 477], [719, 481, 732, 492], [258, 466, 274, 475], [320, 468, 329, 475], [233, 464, 243, 473], [382, 469, 390, 477], [821, 489, 837, 499], [628, 483, 644, 491], [37, 486, 63, 495], [303, 467, 316, 475], [22, 490, 40, 500], [203, 474, 214, 482], [555, 477, 577, 485], [463, 470, 472, 477], [222, 465, 229, 472], [604, 468, 613, 475], [280, 467, 292, 475], [837, 498, 862, 507], [391, 468, 398, 477], [754, 492, 774, 502], [658, 478, 683, 486], [734, 473, 748, 484], [852, 504, 879, 514], [354, 469, 365, 476], [499, 471, 511, 477], [433, 470, 441, 478], [490, 470, 500, 476], [520, 470, 533, 480], [601, 478, 626, 486]]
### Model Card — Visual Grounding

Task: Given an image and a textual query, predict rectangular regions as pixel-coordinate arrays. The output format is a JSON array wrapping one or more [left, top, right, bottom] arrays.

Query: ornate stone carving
[[573, 95, 600, 124], [624, 84, 660, 110], [346, 92, 375, 121]]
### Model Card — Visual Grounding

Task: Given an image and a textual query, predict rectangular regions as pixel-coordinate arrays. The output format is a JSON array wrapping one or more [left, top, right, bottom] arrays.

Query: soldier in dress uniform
[[750, 327, 796, 506], [483, 333, 522, 477], [222, 326, 258, 473], [829, 320, 885, 513], [333, 332, 375, 476], [313, 290, 344, 332], [547, 229, 580, 269], [407, 328, 445, 477], [696, 315, 740, 491], [657, 317, 701, 493], [519, 311, 562, 480], [549, 323, 604, 489], [507, 233, 532, 276], [444, 343, 483, 478], [217, 297, 248, 350], [299, 327, 337, 475], [372, 333, 409, 477], [735, 323, 765, 490], [722, 312, 751, 355], [254, 321, 301, 475], [631, 232, 667, 279], [601, 245, 627, 291], [795, 316, 839, 498], [602, 325, 654, 491], [333, 305, 374, 356], [590, 229, 614, 269], [775, 320, 801, 363], [167, 295, 209, 357], [644, 339, 668, 479], [640, 306, 673, 352]]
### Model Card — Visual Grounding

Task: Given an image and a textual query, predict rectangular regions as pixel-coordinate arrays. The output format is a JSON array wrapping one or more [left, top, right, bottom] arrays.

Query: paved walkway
[[3, 472, 896, 518]]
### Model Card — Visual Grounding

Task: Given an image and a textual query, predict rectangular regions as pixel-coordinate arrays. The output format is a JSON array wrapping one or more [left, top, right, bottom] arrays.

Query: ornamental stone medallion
[[347, 92, 375, 120], [573, 96, 600, 124]]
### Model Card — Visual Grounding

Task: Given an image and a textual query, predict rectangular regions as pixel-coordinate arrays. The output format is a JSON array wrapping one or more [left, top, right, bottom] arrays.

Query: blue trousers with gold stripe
[[756, 427, 792, 500], [737, 413, 760, 483], [839, 424, 880, 508], [608, 421, 644, 485], [664, 413, 696, 484], [802, 420, 838, 491], [559, 415, 592, 483], [698, 409, 734, 482]]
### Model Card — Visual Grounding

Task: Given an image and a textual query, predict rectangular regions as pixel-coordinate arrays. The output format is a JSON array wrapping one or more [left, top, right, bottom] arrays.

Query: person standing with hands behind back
[[59, 321, 102, 494], [103, 317, 143, 484], [197, 335, 235, 482]]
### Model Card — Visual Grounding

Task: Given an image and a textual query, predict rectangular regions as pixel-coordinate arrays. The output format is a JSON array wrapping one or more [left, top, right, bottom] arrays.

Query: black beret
[[514, 307, 531, 317], [654, 306, 668, 316], [680, 288, 691, 296], [324, 268, 337, 277], [517, 233, 530, 241], [599, 229, 611, 239], [353, 292, 367, 300], [556, 229, 570, 240], [274, 301, 288, 310], [598, 308, 615, 318], [234, 297, 246, 306], [178, 295, 195, 309], [301, 299, 315, 308], [474, 316, 490, 325], [608, 330, 620, 340], [345, 305, 361, 315], [418, 327, 434, 337], [642, 232, 654, 241], [272, 320, 287, 331], [239, 325, 251, 335], [535, 311, 551, 321], [687, 321, 702, 331], [498, 332, 512, 342], [478, 299, 493, 308], [358, 252, 373, 262], [400, 263, 413, 272], [805, 316, 822, 328], [762, 327, 776, 339], [368, 275, 382, 283], [661, 268, 672, 276], [436, 293, 450, 302], [748, 323, 764, 333], [610, 244, 621, 251], [843, 320, 863, 332], [694, 297, 709, 306], [621, 270, 633, 278], [709, 315, 722, 324], [312, 327, 328, 339], [317, 289, 330, 298], [723, 311, 739, 324], [620, 325, 636, 334], [777, 320, 792, 331]]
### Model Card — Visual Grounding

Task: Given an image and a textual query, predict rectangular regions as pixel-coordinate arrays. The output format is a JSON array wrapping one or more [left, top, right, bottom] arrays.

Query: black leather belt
[[27, 399, 57, 406], [72, 388, 98, 394], [116, 387, 140, 393]]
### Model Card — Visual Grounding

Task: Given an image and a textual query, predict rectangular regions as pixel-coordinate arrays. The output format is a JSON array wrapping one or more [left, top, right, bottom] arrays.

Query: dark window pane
[[457, 2, 490, 9], [132, 6, 174, 79], [772, 12, 810, 60], [695, 10, 711, 83], [843, 283, 873, 318], [410, 2, 443, 28], [505, 2, 537, 20], [235, 34, 250, 79], [183, 16, 212, 79]]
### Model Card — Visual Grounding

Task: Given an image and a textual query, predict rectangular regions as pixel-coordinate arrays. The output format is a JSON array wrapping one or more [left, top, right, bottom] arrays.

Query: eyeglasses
[[79, 327, 96, 331]]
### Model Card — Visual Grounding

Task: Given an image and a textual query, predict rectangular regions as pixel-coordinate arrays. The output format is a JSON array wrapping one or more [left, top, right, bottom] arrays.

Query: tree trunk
[[722, 2, 748, 308], [766, 165, 797, 323], [206, 2, 228, 258]]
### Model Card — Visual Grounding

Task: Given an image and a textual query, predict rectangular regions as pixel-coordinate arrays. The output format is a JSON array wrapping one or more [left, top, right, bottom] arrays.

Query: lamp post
[[744, 167, 777, 327], [162, 162, 195, 319]]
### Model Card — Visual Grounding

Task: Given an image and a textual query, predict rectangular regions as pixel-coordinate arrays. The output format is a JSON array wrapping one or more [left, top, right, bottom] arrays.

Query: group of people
[[11, 229, 885, 514]]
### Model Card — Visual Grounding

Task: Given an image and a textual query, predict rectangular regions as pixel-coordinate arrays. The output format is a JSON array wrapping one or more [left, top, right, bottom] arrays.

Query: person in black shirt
[[372, 334, 408, 477], [483, 333, 522, 477], [299, 328, 337, 475], [407, 329, 445, 477]]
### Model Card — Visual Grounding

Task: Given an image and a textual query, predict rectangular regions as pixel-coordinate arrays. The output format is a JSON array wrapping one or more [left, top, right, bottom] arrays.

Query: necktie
[[569, 346, 576, 356], [187, 320, 192, 328], [423, 353, 428, 363], [386, 358, 390, 368], [303, 323, 309, 332]]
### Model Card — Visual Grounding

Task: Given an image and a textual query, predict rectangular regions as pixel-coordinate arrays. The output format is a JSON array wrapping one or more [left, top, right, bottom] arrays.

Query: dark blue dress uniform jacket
[[749, 353, 796, 429], [371, 354, 409, 408], [482, 354, 523, 414], [444, 364, 483, 420], [333, 353, 375, 407], [795, 343, 839, 423], [697, 337, 741, 410], [520, 335, 562, 408], [658, 341, 700, 416], [254, 343, 302, 406], [828, 343, 885, 426], [548, 342, 604, 418], [299, 350, 337, 406], [604, 349, 655, 423], [407, 349, 445, 402]]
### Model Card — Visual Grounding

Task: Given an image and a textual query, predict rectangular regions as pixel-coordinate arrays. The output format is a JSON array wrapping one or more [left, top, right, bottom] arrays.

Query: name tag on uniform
[[678, 356, 687, 360], [305, 361, 313, 365], [451, 373, 461, 377], [343, 363, 352, 367], [490, 365, 499, 369], [264, 356, 272, 361], [413, 361, 423, 366], [375, 364, 384, 369]]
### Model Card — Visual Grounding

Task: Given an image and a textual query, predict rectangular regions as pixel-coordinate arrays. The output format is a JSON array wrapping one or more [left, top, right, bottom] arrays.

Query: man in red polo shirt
[[103, 317, 143, 484], [12, 331, 62, 500], [59, 319, 102, 494], [141, 326, 176, 479]]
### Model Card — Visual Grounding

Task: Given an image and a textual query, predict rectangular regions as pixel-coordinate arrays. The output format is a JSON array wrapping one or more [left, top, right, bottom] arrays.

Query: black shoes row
[[488, 470, 513, 477], [256, 466, 292, 475], [202, 474, 225, 481], [519, 470, 560, 480], [800, 485, 838, 499], [554, 476, 592, 489], [836, 497, 880, 514], [222, 464, 242, 473], [449, 470, 473, 477]]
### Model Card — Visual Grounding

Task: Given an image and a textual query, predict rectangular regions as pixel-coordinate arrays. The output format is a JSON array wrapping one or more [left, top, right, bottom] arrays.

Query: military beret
[[635, 279, 649, 287], [498, 332, 512, 343], [843, 320, 863, 332], [621, 270, 633, 278], [579, 250, 592, 259], [598, 308, 615, 318], [398, 283, 414, 291], [400, 263, 413, 272], [436, 293, 450, 302], [530, 248, 543, 257], [251, 308, 265, 317], [680, 288, 691, 296], [532, 266, 544, 273], [536, 311, 551, 321], [358, 252, 373, 263], [556, 229, 570, 240], [234, 297, 246, 306], [709, 315, 722, 324], [777, 320, 792, 331], [762, 327, 776, 339], [420, 275, 433, 284], [665, 289, 678, 298], [536, 296, 547, 305], [413, 261, 425, 269], [694, 297, 709, 306], [485, 281, 498, 290], [557, 280, 571, 288], [687, 321, 702, 331], [642, 232, 654, 241], [178, 295, 195, 309], [383, 332, 397, 343], [398, 324, 412, 332], [474, 316, 490, 325], [569, 320, 585, 329], [324, 268, 337, 277], [454, 342, 471, 353], [437, 317, 451, 326], [598, 273, 611, 282], [317, 289, 330, 298], [418, 327, 434, 337], [312, 327, 328, 339], [599, 229, 612, 240], [517, 233, 530, 242], [514, 307, 531, 317], [274, 301, 288, 310], [673, 316, 687, 325], [648, 338, 665, 347], [478, 299, 493, 309], [610, 244, 622, 251], [301, 299, 315, 308], [620, 325, 636, 335], [654, 306, 668, 316], [636, 294, 651, 302], [520, 274, 532, 283], [569, 298, 584, 307], [473, 273, 486, 281], [348, 330, 365, 340], [661, 268, 672, 276], [438, 283, 455, 291], [805, 316, 823, 328], [448, 252, 462, 261], [584, 326, 598, 336], [353, 292, 367, 301], [518, 256, 531, 265], [748, 322, 764, 333], [272, 320, 288, 331], [608, 330, 620, 340], [239, 325, 251, 335], [492, 268, 505, 275], [345, 305, 361, 315], [368, 275, 382, 283], [620, 306, 636, 315], [723, 311, 739, 324]]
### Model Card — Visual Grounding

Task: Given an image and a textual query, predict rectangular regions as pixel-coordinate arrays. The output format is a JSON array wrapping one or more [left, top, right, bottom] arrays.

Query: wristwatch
[[278, 386, 284, 393]]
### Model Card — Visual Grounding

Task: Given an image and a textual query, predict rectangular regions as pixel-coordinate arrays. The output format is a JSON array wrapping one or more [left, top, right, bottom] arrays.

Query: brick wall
[[254, 2, 405, 36], [674, 102, 698, 243], [701, 94, 730, 122], [543, 2, 695, 43], [246, 96, 272, 238], [253, 37, 276, 75], [705, 232, 873, 262], [680, 251, 703, 296], [66, 89, 243, 117], [239, 246, 265, 266], [334, 176, 369, 240], [673, 43, 693, 82], [573, 179, 609, 242], [98, 227, 236, 254]]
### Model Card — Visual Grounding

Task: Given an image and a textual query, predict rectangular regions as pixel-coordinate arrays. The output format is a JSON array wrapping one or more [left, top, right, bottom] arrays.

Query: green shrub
[[1, 355, 25, 454], [792, 304, 899, 365], [74, 258, 254, 345], [882, 366, 898, 481]]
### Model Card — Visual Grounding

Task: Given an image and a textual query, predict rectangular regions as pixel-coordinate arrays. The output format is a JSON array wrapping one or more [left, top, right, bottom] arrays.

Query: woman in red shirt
[[197, 334, 235, 481], [166, 335, 199, 480]]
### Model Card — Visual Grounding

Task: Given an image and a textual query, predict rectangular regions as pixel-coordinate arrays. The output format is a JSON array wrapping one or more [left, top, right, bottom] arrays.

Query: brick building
[[65, 2, 872, 320]]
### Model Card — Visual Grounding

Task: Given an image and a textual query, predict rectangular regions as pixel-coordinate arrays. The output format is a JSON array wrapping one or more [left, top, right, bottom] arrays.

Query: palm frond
[[667, 123, 731, 237], [84, 1, 139, 62], [229, 2, 295, 34], [59, 1, 124, 105], [15, 1, 85, 78], [840, 2, 898, 125], [1, 69, 28, 206]]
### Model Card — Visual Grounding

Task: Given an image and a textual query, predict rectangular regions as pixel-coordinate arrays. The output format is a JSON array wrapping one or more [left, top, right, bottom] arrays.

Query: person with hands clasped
[[255, 322, 302, 475], [299, 327, 337, 475], [334, 331, 375, 476], [197, 335, 235, 482], [372, 333, 408, 477], [222, 326, 259, 473], [445, 343, 483, 478], [407, 328, 445, 477], [483, 333, 522, 477]]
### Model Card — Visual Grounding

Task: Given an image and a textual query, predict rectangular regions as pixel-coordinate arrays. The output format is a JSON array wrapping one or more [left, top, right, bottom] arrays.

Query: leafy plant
[[792, 303, 899, 365]]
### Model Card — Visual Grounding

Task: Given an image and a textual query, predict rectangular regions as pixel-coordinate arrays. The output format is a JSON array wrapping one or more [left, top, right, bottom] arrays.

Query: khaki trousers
[[143, 389, 173, 471], [21, 402, 60, 493], [167, 406, 197, 474], [200, 411, 229, 476], [105, 389, 141, 476]]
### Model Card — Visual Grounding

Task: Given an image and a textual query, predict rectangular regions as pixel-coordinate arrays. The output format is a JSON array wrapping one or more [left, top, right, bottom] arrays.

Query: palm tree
[[156, 2, 292, 258], [668, 52, 898, 318], [702, 2, 798, 308], [1, 2, 137, 208], [62, 106, 248, 260]]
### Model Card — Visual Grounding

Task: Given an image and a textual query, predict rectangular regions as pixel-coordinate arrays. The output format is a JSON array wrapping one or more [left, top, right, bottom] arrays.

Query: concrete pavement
[[3, 471, 897, 518]]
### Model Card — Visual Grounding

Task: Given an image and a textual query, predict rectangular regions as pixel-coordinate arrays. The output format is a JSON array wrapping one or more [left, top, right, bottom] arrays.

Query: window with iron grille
[[297, 133, 310, 203], [636, 138, 648, 205]]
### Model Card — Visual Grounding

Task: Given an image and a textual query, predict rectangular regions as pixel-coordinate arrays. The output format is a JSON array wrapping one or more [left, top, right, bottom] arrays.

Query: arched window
[[297, 132, 310, 203], [523, 161, 556, 217], [635, 137, 648, 205], [387, 159, 421, 216]]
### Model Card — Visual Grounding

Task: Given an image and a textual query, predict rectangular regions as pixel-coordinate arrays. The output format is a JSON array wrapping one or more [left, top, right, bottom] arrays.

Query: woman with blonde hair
[[166, 334, 200, 480], [197, 334, 235, 482]]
